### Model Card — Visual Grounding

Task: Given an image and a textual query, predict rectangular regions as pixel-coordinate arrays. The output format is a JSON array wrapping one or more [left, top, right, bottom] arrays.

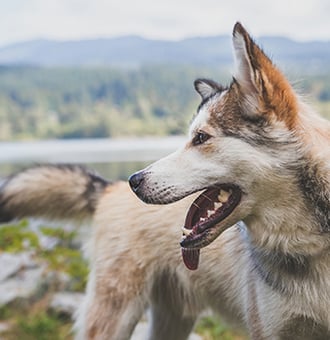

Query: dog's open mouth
[[181, 184, 242, 270]]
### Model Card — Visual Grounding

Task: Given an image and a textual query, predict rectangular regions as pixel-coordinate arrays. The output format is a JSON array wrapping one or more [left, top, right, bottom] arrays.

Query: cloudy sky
[[0, 0, 329, 47]]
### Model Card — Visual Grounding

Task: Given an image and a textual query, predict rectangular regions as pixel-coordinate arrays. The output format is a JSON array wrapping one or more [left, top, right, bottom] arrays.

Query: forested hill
[[0, 34, 329, 140], [0, 35, 329, 70], [0, 65, 329, 140]]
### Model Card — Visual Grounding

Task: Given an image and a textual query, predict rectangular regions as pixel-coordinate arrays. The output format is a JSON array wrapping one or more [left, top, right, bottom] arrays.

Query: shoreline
[[0, 136, 186, 163]]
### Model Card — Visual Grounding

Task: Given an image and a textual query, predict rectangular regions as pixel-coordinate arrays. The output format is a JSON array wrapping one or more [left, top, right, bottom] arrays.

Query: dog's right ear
[[194, 79, 223, 101], [232, 22, 298, 128]]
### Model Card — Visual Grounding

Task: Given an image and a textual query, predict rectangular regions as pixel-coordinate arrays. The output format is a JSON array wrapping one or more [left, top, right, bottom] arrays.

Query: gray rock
[[131, 322, 202, 340], [0, 321, 10, 333], [0, 266, 45, 306], [44, 270, 72, 291], [0, 252, 37, 282]]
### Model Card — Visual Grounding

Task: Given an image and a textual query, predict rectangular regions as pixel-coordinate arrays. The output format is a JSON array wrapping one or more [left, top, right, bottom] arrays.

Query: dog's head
[[129, 23, 301, 269]]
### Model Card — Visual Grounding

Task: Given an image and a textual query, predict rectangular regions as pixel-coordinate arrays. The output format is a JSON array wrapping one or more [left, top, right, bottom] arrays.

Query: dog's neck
[[241, 223, 330, 301], [244, 157, 330, 257], [240, 128, 330, 298], [239, 222, 313, 294]]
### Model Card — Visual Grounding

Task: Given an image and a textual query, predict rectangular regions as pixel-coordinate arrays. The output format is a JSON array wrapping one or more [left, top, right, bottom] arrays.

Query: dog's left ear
[[232, 22, 298, 127], [194, 79, 223, 101]]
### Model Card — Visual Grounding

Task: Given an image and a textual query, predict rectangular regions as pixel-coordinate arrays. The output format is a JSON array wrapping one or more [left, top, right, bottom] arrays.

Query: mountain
[[0, 35, 329, 70], [0, 36, 232, 67]]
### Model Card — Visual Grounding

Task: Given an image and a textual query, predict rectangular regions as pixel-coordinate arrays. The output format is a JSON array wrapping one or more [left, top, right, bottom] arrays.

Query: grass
[[0, 303, 73, 340], [195, 316, 247, 339], [5, 312, 72, 340], [0, 220, 84, 339], [39, 246, 88, 292], [0, 220, 39, 252], [0, 221, 89, 293]]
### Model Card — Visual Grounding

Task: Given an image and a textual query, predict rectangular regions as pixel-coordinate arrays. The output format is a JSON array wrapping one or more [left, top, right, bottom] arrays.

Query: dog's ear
[[232, 22, 298, 128], [194, 79, 223, 101]]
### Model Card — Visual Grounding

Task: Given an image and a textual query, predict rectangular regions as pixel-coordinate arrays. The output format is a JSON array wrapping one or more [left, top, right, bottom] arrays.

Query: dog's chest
[[279, 316, 330, 340]]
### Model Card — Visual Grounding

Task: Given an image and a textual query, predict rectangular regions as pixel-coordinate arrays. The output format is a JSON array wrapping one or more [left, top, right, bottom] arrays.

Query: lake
[[0, 137, 186, 180]]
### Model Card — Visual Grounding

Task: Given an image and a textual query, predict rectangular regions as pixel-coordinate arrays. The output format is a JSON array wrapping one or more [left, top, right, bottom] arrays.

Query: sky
[[0, 0, 329, 47]]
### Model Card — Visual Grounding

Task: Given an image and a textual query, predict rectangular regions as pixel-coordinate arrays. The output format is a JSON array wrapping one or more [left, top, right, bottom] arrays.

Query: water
[[0, 137, 185, 180]]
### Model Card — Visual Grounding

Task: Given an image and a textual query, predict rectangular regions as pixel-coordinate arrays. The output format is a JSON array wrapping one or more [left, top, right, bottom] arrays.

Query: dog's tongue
[[181, 248, 200, 270]]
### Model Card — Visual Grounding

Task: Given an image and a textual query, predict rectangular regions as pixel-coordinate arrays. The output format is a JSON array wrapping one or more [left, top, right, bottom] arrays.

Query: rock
[[189, 332, 203, 340], [131, 322, 150, 340], [49, 292, 84, 318], [44, 270, 72, 291], [131, 321, 202, 340], [0, 266, 45, 306], [38, 234, 59, 251], [0, 252, 37, 282], [0, 321, 10, 333]]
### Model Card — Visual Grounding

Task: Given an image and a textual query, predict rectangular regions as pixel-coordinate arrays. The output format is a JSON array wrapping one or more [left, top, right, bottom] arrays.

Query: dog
[[129, 22, 330, 339], [0, 22, 329, 339]]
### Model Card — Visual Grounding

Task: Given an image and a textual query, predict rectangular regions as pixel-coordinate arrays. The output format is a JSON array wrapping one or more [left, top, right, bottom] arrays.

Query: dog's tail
[[0, 164, 110, 223]]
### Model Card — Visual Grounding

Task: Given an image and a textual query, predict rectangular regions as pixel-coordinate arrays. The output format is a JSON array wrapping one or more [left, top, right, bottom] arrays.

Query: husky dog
[[129, 22, 330, 339], [0, 23, 329, 339]]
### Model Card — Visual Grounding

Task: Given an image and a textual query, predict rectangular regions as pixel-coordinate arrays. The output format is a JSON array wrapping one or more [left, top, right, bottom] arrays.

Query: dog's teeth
[[182, 227, 193, 236], [218, 190, 230, 203], [214, 202, 223, 210], [207, 210, 215, 217], [200, 217, 206, 222]]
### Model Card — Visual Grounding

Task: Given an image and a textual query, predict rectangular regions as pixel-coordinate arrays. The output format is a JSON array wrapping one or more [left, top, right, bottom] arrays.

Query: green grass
[[0, 306, 73, 340], [0, 221, 89, 292], [39, 246, 88, 292], [7, 313, 72, 340], [195, 316, 247, 340], [0, 220, 39, 252], [0, 221, 84, 339]]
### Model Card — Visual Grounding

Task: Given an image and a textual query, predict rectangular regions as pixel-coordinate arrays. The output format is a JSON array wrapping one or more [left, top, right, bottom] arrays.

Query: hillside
[[0, 35, 329, 71], [0, 65, 329, 141]]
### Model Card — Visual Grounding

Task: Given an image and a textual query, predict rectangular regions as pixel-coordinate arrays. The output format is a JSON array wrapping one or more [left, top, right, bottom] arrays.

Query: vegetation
[[0, 65, 329, 141], [0, 220, 39, 252], [0, 220, 88, 291], [0, 65, 201, 139], [0, 220, 84, 339], [196, 316, 246, 340], [2, 310, 72, 340]]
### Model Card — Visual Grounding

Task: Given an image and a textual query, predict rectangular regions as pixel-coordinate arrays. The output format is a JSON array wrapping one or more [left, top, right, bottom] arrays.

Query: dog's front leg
[[74, 268, 146, 340], [147, 301, 197, 340], [147, 271, 198, 340]]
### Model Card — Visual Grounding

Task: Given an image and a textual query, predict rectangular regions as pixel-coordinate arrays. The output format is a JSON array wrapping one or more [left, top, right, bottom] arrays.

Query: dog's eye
[[192, 131, 211, 146]]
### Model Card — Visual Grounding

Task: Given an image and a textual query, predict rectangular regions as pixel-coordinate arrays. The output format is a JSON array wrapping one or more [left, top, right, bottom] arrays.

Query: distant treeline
[[0, 65, 329, 140]]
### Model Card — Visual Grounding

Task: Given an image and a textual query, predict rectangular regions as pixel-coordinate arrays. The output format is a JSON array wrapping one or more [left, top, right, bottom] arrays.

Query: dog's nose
[[128, 171, 145, 193]]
